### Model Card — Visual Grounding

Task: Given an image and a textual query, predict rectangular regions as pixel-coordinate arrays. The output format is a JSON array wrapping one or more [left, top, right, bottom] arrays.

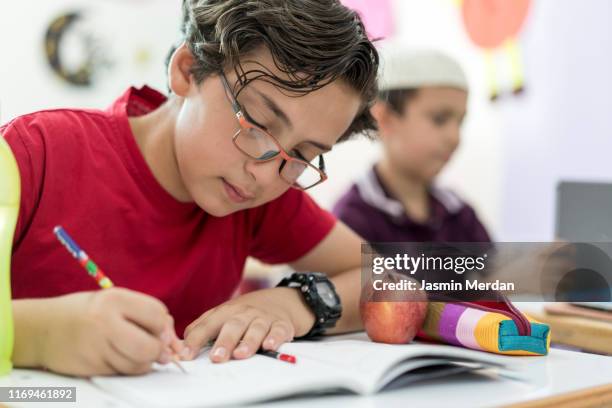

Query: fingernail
[[265, 338, 275, 348], [160, 351, 171, 364], [212, 347, 226, 359], [235, 345, 249, 355], [179, 347, 191, 360]]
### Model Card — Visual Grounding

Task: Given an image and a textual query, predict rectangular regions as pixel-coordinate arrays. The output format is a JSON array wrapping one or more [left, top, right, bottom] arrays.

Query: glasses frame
[[219, 72, 328, 191]]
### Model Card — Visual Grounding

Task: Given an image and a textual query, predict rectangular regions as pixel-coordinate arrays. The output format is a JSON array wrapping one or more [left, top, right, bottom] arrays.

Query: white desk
[[1, 333, 611, 408]]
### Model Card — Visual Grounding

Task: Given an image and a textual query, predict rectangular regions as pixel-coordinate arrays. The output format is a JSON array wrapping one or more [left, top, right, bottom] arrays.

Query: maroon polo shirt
[[333, 166, 491, 243]]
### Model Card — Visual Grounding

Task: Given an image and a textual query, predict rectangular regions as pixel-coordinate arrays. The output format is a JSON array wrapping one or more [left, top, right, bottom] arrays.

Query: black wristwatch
[[277, 272, 342, 339]]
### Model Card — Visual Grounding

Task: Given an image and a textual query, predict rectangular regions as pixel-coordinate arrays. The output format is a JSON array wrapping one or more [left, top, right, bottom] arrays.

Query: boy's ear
[[370, 100, 395, 137], [168, 42, 195, 97]]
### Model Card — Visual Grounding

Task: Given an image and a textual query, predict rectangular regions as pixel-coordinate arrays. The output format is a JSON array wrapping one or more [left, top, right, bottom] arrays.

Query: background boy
[[334, 50, 491, 243]]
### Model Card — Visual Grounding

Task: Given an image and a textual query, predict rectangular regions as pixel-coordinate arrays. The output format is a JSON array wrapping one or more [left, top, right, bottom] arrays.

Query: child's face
[[170, 46, 362, 216], [377, 87, 467, 183]]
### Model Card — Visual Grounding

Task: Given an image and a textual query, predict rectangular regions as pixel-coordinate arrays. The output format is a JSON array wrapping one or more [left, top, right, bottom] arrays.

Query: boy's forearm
[[328, 267, 362, 334], [11, 299, 48, 368]]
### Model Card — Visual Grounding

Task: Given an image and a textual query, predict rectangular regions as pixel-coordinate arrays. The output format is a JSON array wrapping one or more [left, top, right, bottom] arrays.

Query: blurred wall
[[499, 0, 612, 240], [0, 0, 181, 120]]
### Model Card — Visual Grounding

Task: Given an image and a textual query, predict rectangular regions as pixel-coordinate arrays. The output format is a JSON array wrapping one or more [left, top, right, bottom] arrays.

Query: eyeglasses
[[220, 73, 328, 190]]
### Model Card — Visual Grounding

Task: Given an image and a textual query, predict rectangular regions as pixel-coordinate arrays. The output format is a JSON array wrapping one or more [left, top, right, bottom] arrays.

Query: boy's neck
[[129, 97, 192, 203], [376, 160, 430, 223]]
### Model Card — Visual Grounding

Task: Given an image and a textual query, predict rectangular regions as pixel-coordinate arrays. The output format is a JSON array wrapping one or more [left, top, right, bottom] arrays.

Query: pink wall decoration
[[341, 0, 395, 40]]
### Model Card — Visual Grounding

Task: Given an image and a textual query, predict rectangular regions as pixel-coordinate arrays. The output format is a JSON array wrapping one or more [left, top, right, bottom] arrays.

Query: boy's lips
[[222, 178, 255, 203]]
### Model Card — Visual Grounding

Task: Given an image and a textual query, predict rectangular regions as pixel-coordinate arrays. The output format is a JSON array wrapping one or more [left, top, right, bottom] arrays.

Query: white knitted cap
[[378, 48, 468, 92]]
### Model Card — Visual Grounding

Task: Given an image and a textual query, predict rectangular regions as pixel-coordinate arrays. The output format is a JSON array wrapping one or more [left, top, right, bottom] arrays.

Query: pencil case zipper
[[459, 298, 531, 336]]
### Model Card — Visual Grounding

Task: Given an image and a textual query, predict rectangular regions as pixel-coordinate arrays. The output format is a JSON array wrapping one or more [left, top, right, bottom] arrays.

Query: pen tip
[[172, 357, 188, 374]]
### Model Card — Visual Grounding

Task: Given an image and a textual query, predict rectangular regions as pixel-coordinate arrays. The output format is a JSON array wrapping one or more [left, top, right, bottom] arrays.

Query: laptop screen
[[556, 181, 612, 241]]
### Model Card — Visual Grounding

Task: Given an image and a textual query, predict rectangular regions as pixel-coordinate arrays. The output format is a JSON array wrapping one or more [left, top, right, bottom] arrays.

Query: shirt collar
[[355, 166, 464, 223]]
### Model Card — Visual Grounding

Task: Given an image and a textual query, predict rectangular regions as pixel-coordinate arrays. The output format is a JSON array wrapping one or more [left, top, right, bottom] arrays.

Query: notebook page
[[93, 340, 518, 406], [93, 350, 352, 408], [281, 340, 515, 393], [282, 340, 426, 391]]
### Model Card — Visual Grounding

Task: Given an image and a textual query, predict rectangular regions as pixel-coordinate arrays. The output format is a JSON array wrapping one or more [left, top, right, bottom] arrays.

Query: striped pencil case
[[418, 299, 551, 356]]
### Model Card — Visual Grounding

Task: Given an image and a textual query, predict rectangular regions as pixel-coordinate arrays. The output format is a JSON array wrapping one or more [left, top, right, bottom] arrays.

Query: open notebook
[[92, 336, 521, 408]]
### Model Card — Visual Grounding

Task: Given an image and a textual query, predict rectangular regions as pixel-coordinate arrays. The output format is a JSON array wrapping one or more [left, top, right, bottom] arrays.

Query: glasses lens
[[282, 158, 323, 189], [235, 127, 279, 160], [235, 126, 324, 189]]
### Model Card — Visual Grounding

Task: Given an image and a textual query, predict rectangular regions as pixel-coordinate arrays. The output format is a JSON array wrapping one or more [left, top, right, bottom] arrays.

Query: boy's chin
[[191, 193, 237, 217], [422, 170, 441, 184], [203, 202, 240, 217], [199, 194, 266, 217]]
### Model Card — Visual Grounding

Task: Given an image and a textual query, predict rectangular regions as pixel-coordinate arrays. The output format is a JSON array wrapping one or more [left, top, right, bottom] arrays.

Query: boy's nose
[[445, 127, 461, 151], [244, 157, 284, 188]]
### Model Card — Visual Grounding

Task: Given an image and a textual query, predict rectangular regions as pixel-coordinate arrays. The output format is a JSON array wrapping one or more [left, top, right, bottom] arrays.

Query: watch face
[[316, 282, 338, 307]]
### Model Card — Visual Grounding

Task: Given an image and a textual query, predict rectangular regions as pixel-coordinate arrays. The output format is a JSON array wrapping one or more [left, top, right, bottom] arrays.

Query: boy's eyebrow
[[253, 89, 333, 152], [254, 89, 293, 129]]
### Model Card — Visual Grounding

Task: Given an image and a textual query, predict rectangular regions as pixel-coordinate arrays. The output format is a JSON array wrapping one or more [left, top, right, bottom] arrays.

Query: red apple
[[360, 272, 428, 344], [360, 300, 428, 344]]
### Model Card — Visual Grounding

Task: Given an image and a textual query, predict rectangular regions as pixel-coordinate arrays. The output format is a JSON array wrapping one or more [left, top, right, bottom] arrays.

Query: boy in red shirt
[[2, 0, 378, 376]]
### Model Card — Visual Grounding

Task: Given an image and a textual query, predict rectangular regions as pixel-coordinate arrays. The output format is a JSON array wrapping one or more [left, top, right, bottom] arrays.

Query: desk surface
[[1, 306, 611, 408]]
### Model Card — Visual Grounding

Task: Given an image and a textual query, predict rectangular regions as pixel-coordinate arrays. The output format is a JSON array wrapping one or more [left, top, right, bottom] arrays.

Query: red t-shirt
[[2, 86, 336, 336]]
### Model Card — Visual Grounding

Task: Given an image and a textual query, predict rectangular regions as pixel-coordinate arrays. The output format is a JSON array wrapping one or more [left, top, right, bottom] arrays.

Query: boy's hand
[[18, 288, 183, 376], [183, 287, 315, 363]]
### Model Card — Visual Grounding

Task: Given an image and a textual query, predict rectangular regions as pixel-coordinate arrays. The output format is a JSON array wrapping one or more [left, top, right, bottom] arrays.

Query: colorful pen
[[53, 226, 113, 289], [53, 225, 187, 374]]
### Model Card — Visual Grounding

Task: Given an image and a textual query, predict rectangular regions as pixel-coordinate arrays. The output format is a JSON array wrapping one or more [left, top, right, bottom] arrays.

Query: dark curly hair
[[169, 0, 379, 141]]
